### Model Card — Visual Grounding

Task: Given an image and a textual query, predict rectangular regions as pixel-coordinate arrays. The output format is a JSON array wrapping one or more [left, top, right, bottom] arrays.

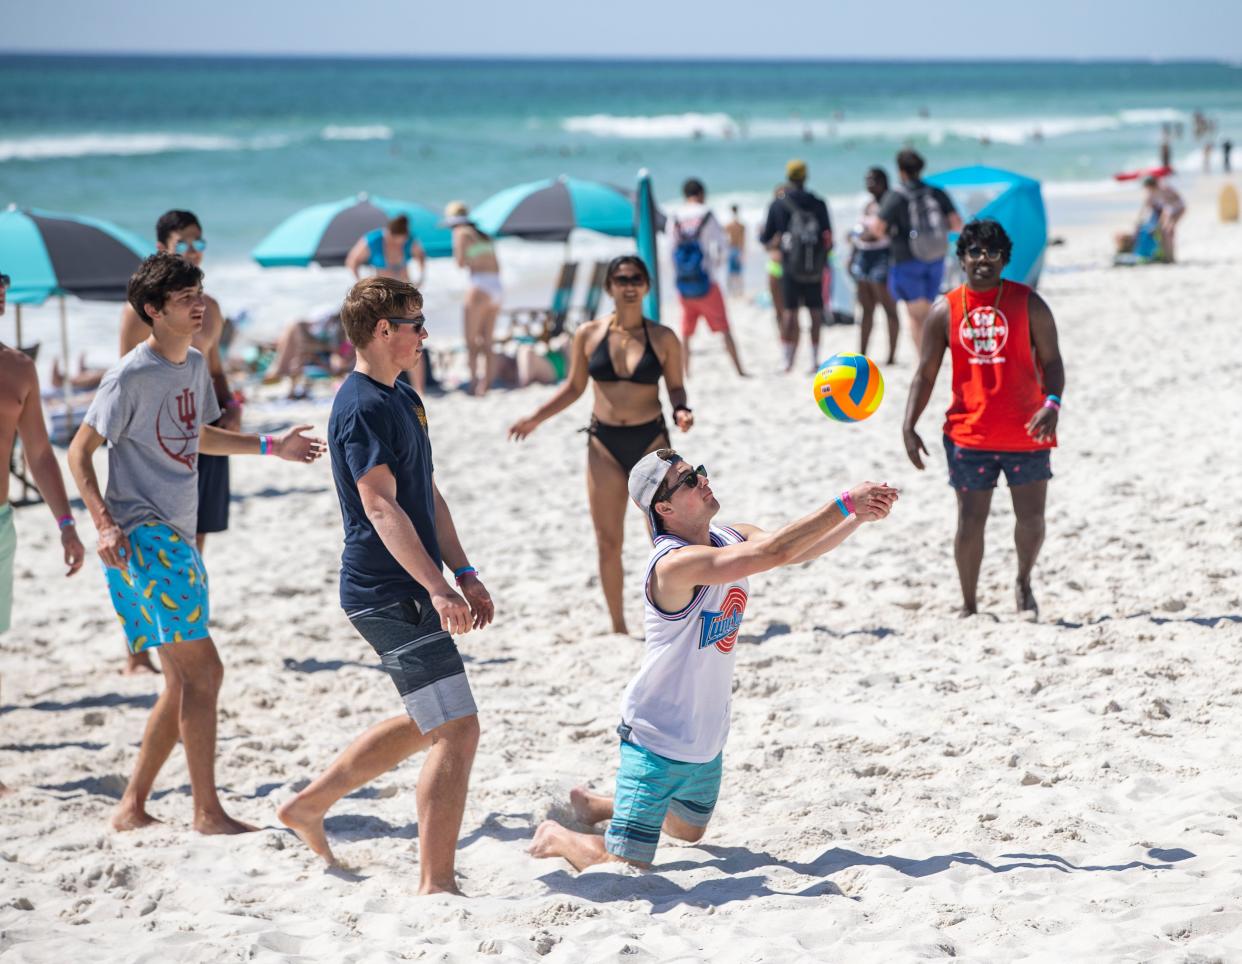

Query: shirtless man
[[724, 204, 745, 297], [345, 215, 426, 284], [1, 271, 86, 638], [120, 211, 238, 673]]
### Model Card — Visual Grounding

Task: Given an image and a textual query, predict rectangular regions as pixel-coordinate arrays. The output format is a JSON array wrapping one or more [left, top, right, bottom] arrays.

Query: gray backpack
[[903, 185, 949, 262]]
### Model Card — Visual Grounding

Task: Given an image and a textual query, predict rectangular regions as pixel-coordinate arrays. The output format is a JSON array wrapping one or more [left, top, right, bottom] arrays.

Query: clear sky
[[5, 0, 1240, 59]]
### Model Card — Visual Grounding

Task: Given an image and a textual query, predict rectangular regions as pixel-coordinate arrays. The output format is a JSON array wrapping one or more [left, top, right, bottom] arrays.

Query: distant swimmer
[[529, 449, 897, 871], [902, 220, 1065, 619], [725, 204, 746, 297]]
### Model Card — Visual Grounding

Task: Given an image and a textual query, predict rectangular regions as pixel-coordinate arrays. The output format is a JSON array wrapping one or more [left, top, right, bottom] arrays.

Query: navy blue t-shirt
[[329, 372, 440, 610]]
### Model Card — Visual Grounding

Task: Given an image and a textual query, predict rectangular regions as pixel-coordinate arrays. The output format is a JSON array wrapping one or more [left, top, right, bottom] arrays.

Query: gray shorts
[[347, 595, 476, 733]]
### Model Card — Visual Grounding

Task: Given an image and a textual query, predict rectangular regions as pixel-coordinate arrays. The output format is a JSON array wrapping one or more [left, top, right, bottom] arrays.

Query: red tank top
[[943, 281, 1054, 452]]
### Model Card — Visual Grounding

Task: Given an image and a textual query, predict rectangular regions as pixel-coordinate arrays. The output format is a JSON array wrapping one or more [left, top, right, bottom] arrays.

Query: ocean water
[[2, 56, 1240, 357]]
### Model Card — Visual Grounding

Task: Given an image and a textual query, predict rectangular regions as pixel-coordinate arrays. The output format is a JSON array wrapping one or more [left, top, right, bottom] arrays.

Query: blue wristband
[[1045, 394, 1061, 405], [834, 497, 849, 518], [453, 565, 477, 580]]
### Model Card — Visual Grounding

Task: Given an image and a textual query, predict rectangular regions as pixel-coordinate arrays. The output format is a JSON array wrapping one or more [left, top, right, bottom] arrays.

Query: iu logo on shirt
[[697, 586, 748, 654], [156, 387, 199, 469]]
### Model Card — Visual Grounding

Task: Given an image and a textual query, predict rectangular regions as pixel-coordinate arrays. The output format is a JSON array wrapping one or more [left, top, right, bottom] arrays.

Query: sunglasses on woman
[[173, 239, 207, 255], [965, 245, 1003, 261], [656, 464, 708, 503], [611, 274, 646, 287]]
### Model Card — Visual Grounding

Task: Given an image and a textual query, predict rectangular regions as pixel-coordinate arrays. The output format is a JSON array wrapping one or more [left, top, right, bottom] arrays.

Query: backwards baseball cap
[[786, 158, 808, 181], [628, 449, 682, 538]]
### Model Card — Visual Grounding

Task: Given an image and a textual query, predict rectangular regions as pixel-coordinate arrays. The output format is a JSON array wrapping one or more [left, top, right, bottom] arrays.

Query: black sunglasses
[[656, 464, 708, 503], [386, 314, 426, 333], [965, 245, 1003, 261], [611, 274, 646, 287]]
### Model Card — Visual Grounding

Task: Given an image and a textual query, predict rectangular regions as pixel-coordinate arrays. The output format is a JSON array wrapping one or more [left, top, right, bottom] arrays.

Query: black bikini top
[[588, 319, 664, 385]]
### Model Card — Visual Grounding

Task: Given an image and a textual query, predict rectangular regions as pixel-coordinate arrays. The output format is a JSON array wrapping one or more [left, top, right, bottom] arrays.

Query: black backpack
[[901, 185, 949, 262], [780, 196, 827, 283]]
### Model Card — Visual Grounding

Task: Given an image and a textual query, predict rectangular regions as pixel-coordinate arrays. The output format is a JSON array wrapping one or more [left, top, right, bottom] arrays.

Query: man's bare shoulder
[[0, 344, 37, 380]]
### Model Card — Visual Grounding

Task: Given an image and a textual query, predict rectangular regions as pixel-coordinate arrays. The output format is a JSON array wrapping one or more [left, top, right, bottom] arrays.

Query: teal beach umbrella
[[925, 166, 1048, 287], [252, 193, 452, 267], [470, 176, 638, 241], [634, 169, 662, 323]]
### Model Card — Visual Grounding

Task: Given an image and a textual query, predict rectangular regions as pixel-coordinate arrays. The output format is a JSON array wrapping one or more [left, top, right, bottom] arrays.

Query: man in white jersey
[[529, 449, 898, 870]]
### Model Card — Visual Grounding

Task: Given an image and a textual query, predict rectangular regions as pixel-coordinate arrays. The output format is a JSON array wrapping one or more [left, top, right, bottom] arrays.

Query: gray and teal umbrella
[[252, 192, 452, 267], [470, 176, 642, 242], [0, 203, 153, 363]]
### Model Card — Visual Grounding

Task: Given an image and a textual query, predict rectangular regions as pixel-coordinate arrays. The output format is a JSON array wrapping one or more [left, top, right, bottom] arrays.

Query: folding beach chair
[[498, 261, 579, 342], [575, 261, 609, 327]]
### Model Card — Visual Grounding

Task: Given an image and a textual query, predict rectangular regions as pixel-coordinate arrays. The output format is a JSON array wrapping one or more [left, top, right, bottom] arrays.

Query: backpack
[[780, 196, 827, 283], [902, 184, 949, 262], [672, 215, 713, 298]]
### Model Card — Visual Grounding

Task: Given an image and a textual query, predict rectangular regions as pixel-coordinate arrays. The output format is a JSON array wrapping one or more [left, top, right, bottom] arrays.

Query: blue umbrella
[[470, 176, 638, 242], [634, 169, 662, 323], [252, 193, 452, 267]]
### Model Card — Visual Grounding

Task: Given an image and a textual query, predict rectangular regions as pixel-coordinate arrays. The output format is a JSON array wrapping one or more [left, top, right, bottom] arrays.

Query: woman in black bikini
[[508, 256, 692, 635]]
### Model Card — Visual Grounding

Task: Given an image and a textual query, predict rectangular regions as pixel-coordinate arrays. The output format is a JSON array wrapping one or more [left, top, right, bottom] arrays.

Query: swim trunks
[[680, 282, 731, 337], [196, 452, 230, 535], [943, 435, 1052, 492], [347, 593, 476, 733], [604, 736, 722, 864], [889, 258, 944, 302], [104, 521, 210, 653], [727, 246, 742, 276], [0, 503, 15, 634], [780, 275, 824, 311]]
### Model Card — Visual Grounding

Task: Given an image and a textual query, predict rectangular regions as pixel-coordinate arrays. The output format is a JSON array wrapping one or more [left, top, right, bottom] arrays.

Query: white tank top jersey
[[620, 524, 750, 764]]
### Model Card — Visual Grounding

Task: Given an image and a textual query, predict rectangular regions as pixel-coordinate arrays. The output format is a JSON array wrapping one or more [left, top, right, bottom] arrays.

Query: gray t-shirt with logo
[[84, 342, 221, 542]]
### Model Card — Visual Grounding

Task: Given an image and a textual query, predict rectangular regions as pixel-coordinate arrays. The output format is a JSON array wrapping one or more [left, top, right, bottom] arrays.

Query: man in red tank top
[[902, 220, 1065, 618]]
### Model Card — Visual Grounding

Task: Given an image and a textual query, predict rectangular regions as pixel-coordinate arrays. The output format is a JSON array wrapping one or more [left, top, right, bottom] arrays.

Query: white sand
[[2, 176, 1241, 962]]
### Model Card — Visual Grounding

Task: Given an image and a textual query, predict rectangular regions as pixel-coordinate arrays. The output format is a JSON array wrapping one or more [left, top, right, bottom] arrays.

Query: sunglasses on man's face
[[611, 274, 646, 287], [386, 314, 426, 334], [173, 239, 207, 255], [965, 245, 1003, 261], [657, 464, 708, 503]]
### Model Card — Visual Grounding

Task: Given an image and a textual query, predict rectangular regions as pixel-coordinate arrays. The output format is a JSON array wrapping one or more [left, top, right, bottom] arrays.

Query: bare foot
[[277, 796, 337, 865], [1016, 580, 1039, 619], [528, 819, 610, 871], [111, 801, 161, 831], [0, 782, 10, 797], [569, 786, 613, 826], [122, 653, 159, 676], [193, 812, 258, 835], [958, 605, 977, 619], [418, 881, 465, 897]]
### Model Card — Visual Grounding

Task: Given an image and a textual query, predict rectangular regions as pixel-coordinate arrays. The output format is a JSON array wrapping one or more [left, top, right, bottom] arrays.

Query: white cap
[[628, 449, 682, 538]]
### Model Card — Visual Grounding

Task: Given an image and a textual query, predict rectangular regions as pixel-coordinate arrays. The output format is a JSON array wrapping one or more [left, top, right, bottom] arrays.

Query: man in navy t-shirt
[[278, 277, 493, 896]]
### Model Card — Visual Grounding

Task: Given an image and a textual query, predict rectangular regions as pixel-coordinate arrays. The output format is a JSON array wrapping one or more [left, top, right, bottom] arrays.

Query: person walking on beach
[[850, 167, 900, 364], [725, 204, 746, 297], [508, 256, 691, 636], [870, 149, 961, 353], [70, 253, 325, 834], [0, 272, 86, 636], [278, 277, 492, 892], [671, 179, 746, 378], [902, 220, 1064, 618], [759, 159, 833, 373], [444, 201, 503, 397], [529, 449, 897, 870], [119, 210, 239, 675]]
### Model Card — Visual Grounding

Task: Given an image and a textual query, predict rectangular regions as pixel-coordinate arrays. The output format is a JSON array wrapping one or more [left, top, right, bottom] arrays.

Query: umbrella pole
[[14, 304, 21, 348], [59, 295, 75, 432]]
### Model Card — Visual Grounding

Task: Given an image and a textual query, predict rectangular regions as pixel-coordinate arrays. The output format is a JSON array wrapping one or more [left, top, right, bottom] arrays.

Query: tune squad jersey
[[620, 525, 750, 764]]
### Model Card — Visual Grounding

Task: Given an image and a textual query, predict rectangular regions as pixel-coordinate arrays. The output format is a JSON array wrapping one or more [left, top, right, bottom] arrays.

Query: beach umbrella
[[925, 166, 1048, 288], [0, 203, 152, 360], [634, 169, 662, 323], [470, 176, 640, 242], [252, 192, 452, 267]]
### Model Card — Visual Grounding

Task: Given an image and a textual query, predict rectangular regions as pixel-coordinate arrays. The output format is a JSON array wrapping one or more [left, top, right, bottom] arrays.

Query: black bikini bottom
[[585, 414, 669, 473]]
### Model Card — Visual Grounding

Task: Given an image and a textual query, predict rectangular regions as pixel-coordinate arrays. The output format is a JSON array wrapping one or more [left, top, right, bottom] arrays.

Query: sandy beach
[[2, 174, 1240, 962]]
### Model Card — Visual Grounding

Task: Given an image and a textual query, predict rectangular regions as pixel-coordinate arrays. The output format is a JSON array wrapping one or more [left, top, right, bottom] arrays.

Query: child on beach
[[529, 450, 897, 870], [69, 253, 325, 835]]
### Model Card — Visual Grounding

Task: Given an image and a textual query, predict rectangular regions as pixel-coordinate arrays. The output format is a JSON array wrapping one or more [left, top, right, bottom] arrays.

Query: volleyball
[[812, 353, 884, 422]]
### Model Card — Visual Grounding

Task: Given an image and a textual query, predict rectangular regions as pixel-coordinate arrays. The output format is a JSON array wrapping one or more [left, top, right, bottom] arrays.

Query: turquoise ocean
[[3, 56, 1240, 354]]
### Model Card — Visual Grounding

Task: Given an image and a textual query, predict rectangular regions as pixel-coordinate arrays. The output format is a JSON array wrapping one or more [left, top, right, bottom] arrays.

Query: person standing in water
[[444, 201, 503, 397], [508, 256, 691, 636], [724, 204, 746, 297]]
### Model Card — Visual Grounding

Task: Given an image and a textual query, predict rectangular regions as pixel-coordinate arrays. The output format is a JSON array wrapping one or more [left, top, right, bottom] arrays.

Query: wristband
[[259, 434, 275, 455], [834, 497, 849, 518], [57, 515, 75, 530], [840, 490, 856, 515], [453, 565, 478, 585], [1043, 395, 1061, 411]]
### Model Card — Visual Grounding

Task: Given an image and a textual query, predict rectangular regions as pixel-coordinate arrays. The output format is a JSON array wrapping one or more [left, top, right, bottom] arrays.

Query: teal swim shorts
[[103, 521, 210, 653], [604, 738, 722, 864]]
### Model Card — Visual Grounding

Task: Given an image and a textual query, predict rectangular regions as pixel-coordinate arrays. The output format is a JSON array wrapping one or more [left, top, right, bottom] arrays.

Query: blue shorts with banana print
[[104, 521, 209, 654]]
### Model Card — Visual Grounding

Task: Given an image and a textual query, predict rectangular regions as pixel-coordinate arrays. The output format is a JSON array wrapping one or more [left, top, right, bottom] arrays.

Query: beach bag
[[780, 198, 827, 283], [904, 185, 949, 263], [672, 216, 712, 298]]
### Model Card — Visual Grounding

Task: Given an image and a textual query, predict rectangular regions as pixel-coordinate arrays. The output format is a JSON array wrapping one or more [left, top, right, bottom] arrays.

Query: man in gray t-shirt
[[85, 342, 220, 544], [68, 252, 325, 836]]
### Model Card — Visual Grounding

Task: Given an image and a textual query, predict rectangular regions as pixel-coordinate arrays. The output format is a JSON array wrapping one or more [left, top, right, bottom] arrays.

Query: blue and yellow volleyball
[[812, 353, 884, 422]]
